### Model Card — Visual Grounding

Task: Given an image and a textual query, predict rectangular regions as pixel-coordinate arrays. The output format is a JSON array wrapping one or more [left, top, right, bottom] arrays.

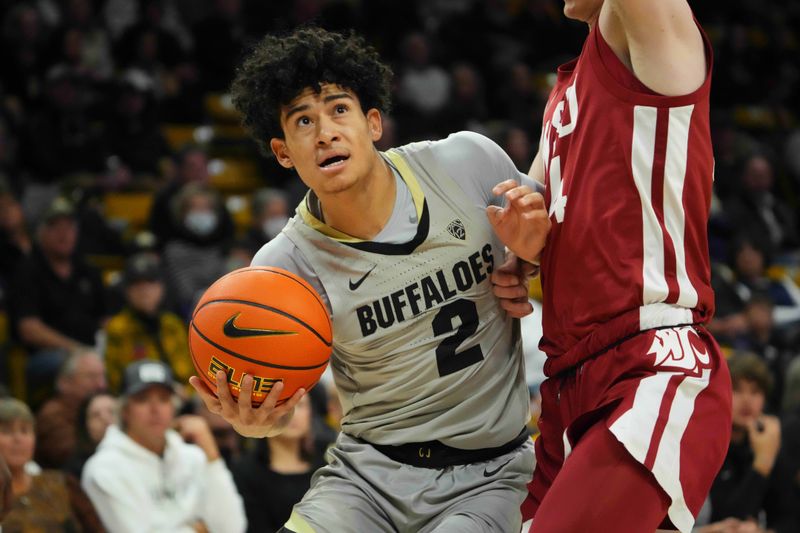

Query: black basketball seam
[[194, 298, 332, 346], [243, 266, 329, 318], [190, 321, 330, 370]]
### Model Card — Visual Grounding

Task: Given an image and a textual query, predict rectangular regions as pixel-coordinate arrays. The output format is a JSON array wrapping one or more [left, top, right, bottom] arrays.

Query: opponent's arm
[[602, 0, 706, 96]]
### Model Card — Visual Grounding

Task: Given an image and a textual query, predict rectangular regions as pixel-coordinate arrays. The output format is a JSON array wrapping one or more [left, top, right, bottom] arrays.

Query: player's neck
[[318, 153, 396, 240]]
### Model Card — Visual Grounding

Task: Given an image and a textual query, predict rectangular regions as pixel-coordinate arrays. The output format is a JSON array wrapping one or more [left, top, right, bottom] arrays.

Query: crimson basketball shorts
[[523, 325, 732, 532]]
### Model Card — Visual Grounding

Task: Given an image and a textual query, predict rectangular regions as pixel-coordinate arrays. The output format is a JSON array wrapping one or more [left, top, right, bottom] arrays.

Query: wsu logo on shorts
[[647, 326, 710, 376]]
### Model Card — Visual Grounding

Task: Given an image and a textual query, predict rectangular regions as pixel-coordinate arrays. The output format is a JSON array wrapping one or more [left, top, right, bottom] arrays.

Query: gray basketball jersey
[[282, 142, 529, 449]]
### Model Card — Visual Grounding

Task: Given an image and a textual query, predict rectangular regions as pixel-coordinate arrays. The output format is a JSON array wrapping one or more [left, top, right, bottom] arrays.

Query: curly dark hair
[[231, 27, 393, 151]]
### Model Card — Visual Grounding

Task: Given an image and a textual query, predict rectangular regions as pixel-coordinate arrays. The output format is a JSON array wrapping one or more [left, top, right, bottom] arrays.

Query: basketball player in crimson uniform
[[489, 1, 733, 531]]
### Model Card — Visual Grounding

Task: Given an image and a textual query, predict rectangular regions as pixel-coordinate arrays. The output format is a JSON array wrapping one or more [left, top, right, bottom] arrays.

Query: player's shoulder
[[430, 131, 506, 160], [251, 232, 308, 277]]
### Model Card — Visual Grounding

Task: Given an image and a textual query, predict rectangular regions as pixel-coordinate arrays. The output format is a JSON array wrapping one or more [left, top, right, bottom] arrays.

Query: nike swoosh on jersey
[[222, 313, 297, 338], [348, 265, 376, 291], [483, 458, 513, 478]]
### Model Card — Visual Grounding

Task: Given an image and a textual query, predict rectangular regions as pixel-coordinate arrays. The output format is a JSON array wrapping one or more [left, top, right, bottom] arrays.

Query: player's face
[[124, 386, 175, 447], [731, 378, 765, 429], [0, 420, 35, 472], [563, 0, 603, 23], [271, 84, 383, 197]]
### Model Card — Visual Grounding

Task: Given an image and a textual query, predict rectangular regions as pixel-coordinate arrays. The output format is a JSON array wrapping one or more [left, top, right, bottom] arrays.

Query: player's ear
[[366, 109, 383, 143], [270, 138, 295, 169]]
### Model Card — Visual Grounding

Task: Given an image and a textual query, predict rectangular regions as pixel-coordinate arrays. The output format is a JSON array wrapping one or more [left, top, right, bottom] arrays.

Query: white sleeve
[[430, 130, 542, 208], [251, 232, 330, 312], [81, 463, 195, 533], [197, 459, 247, 533]]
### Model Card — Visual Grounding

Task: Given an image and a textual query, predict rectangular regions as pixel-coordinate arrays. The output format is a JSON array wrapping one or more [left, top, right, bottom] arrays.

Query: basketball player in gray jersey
[[190, 27, 551, 533]]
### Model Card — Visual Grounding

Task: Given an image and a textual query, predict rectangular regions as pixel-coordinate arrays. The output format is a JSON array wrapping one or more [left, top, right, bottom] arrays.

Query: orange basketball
[[189, 266, 332, 406]]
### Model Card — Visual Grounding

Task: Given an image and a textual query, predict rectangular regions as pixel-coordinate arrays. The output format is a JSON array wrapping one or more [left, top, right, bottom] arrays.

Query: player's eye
[[297, 116, 311, 127], [334, 104, 348, 114]]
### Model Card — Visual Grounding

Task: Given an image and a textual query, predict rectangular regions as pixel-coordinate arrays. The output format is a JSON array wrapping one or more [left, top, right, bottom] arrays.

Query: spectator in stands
[[0, 182, 31, 286], [706, 354, 797, 532], [162, 184, 229, 315], [0, 4, 49, 106], [148, 144, 233, 247], [82, 360, 246, 533], [58, 0, 115, 80], [19, 65, 108, 185], [104, 253, 192, 394], [191, 0, 246, 92], [437, 62, 488, 135], [0, 397, 104, 532], [232, 395, 323, 533], [395, 32, 450, 138], [186, 395, 241, 467], [35, 348, 106, 469], [723, 153, 799, 260], [65, 392, 117, 479], [10, 197, 107, 405], [114, 0, 201, 121], [106, 69, 170, 178], [0, 452, 9, 522], [241, 187, 290, 255]]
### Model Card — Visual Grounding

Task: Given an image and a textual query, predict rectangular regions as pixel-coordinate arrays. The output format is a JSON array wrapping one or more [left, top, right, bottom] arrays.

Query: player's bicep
[[608, 0, 697, 45]]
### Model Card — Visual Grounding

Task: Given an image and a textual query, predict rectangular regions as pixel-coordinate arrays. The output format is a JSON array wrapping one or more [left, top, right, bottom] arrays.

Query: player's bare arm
[[528, 150, 544, 185], [189, 371, 305, 438], [601, 0, 706, 95], [486, 180, 550, 265], [491, 251, 538, 318]]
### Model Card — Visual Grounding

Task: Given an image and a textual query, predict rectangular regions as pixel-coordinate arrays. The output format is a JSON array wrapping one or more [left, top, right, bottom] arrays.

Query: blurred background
[[0, 1, 799, 532]]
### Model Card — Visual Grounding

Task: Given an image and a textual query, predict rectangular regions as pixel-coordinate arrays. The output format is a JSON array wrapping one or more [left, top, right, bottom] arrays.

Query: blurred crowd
[[0, 0, 799, 532]]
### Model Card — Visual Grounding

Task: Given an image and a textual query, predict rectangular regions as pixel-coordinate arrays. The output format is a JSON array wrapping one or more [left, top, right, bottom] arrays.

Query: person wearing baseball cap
[[81, 360, 246, 533], [103, 253, 193, 395]]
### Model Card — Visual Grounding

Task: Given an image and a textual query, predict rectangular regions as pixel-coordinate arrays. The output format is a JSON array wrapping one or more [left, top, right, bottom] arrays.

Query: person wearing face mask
[[163, 184, 230, 316], [241, 188, 290, 255]]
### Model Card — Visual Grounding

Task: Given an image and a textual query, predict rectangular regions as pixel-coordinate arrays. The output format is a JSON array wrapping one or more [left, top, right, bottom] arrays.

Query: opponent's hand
[[487, 180, 550, 264], [189, 371, 306, 439], [492, 252, 538, 318]]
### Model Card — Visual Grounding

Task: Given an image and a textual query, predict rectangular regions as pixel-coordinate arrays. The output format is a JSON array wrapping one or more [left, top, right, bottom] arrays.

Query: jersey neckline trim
[[297, 150, 431, 255]]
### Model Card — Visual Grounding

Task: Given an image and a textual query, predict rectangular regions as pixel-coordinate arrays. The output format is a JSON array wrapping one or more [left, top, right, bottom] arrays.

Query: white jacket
[[81, 425, 247, 533]]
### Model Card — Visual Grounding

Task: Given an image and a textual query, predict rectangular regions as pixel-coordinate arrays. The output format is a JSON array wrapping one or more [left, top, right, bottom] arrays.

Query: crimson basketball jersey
[[538, 23, 715, 376]]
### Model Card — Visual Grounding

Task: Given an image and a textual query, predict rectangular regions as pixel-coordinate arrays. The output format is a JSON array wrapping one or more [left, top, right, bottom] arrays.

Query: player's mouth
[[317, 152, 350, 172]]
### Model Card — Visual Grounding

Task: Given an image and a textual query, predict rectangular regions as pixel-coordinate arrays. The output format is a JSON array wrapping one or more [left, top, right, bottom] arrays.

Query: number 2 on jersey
[[432, 299, 484, 377]]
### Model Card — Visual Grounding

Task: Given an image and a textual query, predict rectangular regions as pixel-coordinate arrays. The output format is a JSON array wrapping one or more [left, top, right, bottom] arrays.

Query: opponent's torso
[[538, 23, 716, 364], [283, 143, 528, 448]]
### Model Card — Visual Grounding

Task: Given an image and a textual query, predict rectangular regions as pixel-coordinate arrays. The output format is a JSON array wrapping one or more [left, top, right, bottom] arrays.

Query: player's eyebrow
[[284, 93, 354, 122]]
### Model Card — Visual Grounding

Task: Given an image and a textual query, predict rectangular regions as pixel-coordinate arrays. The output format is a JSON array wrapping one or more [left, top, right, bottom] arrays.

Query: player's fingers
[[500, 298, 533, 318], [214, 370, 237, 416], [513, 192, 546, 210], [274, 387, 306, 417], [255, 380, 285, 414], [238, 374, 256, 419], [504, 185, 534, 204], [189, 376, 223, 414], [491, 269, 519, 287], [492, 179, 518, 196], [492, 283, 528, 300]]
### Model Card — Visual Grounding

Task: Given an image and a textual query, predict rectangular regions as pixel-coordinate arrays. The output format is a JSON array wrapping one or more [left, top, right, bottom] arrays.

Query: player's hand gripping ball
[[189, 267, 332, 405]]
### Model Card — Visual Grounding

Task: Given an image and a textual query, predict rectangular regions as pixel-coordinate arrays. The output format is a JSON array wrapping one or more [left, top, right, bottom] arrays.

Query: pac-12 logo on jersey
[[647, 326, 710, 376]]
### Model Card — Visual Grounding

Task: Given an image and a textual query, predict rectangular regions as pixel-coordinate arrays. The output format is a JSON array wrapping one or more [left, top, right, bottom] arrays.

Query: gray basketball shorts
[[284, 433, 536, 533]]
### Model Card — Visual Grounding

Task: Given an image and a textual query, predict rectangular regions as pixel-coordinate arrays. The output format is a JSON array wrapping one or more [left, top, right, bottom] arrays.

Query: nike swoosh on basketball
[[349, 265, 376, 291], [223, 313, 297, 338], [483, 458, 513, 478]]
